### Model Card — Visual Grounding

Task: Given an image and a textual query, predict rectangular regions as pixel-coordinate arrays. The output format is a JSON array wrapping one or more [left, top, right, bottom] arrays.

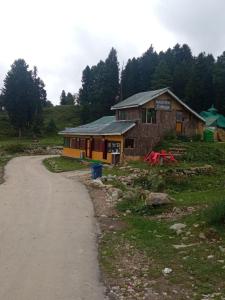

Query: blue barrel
[[91, 163, 103, 179]]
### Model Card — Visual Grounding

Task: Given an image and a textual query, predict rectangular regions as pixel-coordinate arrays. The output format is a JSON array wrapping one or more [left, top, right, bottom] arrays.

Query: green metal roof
[[59, 116, 136, 136], [111, 88, 168, 109], [111, 88, 205, 122], [200, 107, 225, 128]]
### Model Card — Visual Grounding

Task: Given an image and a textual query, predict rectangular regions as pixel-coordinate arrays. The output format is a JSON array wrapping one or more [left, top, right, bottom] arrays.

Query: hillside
[[0, 105, 81, 138], [43, 105, 80, 130]]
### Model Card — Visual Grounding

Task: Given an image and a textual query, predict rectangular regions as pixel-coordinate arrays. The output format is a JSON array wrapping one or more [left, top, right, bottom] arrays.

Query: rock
[[219, 246, 225, 253], [146, 192, 172, 206], [162, 267, 172, 275], [170, 223, 186, 232], [217, 260, 224, 263], [92, 178, 104, 187], [199, 232, 206, 239], [207, 255, 214, 259], [110, 188, 123, 202], [172, 207, 182, 214], [173, 243, 198, 249]]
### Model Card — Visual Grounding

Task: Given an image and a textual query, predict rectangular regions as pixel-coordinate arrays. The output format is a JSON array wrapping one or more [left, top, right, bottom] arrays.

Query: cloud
[[153, 0, 225, 56], [1, 0, 223, 104]]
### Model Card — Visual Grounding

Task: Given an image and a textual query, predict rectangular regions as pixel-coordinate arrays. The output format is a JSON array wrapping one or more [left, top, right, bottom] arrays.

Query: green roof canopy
[[200, 106, 225, 128]]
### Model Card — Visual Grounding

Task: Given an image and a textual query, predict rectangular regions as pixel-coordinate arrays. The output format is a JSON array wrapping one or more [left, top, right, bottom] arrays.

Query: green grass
[[0, 105, 80, 139], [43, 105, 80, 130], [43, 156, 89, 172], [100, 141, 225, 298], [0, 135, 63, 148]]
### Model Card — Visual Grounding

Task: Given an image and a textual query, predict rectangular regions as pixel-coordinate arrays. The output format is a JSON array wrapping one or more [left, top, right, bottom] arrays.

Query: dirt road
[[0, 156, 105, 300]]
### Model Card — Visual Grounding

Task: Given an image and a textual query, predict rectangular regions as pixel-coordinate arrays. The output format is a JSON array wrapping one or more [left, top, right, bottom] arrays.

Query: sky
[[0, 0, 225, 104]]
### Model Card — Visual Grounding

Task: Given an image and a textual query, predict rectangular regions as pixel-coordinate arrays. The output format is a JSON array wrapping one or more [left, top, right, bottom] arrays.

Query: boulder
[[170, 223, 186, 233], [146, 192, 172, 206], [110, 188, 123, 202]]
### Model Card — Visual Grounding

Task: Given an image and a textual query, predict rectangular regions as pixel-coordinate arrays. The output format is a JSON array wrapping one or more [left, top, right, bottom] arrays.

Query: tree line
[[1, 43, 225, 136], [78, 44, 225, 123]]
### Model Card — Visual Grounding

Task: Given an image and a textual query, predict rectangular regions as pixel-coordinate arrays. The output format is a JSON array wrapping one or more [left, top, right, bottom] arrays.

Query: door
[[176, 111, 183, 135], [176, 122, 182, 134], [86, 139, 92, 158]]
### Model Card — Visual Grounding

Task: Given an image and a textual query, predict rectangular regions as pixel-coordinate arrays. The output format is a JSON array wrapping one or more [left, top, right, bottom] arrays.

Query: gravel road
[[0, 156, 105, 300]]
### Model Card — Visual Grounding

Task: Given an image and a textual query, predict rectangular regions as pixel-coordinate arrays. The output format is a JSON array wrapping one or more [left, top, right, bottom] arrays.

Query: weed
[[204, 198, 225, 226]]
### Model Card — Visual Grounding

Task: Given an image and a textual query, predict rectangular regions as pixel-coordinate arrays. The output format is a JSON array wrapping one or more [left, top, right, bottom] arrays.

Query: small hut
[[200, 106, 225, 141]]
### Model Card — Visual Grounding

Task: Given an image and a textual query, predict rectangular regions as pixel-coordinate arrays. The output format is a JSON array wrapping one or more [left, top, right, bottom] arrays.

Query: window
[[118, 110, 127, 120], [176, 111, 183, 122], [125, 138, 134, 149], [93, 139, 102, 152], [64, 137, 71, 147], [142, 108, 156, 123], [155, 99, 171, 110], [79, 138, 86, 150], [71, 138, 80, 149], [107, 141, 121, 153]]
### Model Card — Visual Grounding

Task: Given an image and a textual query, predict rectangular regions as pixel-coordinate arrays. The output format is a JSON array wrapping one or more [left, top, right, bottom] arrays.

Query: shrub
[[45, 119, 58, 135], [164, 130, 176, 141], [3, 143, 27, 154], [133, 173, 165, 192], [192, 134, 202, 142], [177, 135, 190, 142], [204, 199, 225, 226]]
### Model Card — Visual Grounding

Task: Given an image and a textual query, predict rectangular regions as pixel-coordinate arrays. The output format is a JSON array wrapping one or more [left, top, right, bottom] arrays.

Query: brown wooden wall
[[120, 92, 205, 157]]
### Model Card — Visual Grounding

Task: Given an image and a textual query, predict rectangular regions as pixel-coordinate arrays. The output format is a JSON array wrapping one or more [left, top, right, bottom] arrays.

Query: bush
[[133, 173, 165, 192], [192, 134, 202, 142], [45, 119, 58, 135], [164, 130, 176, 141], [204, 199, 225, 226], [177, 135, 190, 142], [3, 143, 27, 153]]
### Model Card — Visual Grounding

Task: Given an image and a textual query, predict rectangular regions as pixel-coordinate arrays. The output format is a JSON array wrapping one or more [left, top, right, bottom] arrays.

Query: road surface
[[0, 156, 105, 300]]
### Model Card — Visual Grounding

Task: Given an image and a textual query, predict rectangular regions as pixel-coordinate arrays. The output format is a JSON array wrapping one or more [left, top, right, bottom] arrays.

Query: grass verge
[[43, 156, 89, 172]]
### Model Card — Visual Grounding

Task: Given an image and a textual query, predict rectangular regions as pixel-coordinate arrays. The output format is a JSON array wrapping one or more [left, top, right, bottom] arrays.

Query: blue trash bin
[[91, 163, 103, 179]]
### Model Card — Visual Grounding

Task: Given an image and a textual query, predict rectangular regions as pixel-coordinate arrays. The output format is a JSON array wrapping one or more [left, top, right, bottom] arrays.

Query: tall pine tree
[[214, 52, 225, 113], [2, 59, 46, 137]]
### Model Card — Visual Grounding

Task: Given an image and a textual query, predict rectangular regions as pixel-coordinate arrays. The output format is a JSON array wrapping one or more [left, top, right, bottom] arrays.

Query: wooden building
[[59, 88, 205, 163]]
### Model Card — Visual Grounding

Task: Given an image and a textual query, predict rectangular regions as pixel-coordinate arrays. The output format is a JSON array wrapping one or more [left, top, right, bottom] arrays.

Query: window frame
[[124, 138, 135, 149], [64, 137, 71, 148], [141, 108, 156, 124]]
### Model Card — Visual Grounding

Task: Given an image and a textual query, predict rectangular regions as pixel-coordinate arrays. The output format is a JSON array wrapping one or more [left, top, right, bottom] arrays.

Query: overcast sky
[[0, 0, 225, 104]]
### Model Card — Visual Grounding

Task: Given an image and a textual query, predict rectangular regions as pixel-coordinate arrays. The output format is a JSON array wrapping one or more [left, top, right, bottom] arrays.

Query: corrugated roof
[[111, 88, 205, 122], [111, 88, 168, 109], [200, 107, 225, 128], [59, 116, 135, 136]]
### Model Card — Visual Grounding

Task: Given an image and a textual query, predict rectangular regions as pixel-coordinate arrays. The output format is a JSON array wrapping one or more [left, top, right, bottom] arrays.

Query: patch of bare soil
[[101, 239, 191, 300]]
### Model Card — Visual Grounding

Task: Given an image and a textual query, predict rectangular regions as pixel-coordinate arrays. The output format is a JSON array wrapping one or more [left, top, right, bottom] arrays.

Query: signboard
[[156, 99, 171, 111]]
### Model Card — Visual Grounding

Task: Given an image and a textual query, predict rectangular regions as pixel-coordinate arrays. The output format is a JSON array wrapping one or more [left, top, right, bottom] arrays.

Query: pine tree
[[151, 60, 173, 90], [60, 90, 67, 105], [139, 45, 158, 91], [121, 58, 141, 99], [66, 92, 75, 105], [78, 48, 119, 122], [2, 59, 46, 137], [186, 53, 214, 112], [214, 52, 225, 113]]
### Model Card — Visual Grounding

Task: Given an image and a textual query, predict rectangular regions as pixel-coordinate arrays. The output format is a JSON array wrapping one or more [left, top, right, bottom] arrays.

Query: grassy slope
[[43, 105, 80, 130], [100, 141, 225, 299], [0, 105, 80, 137]]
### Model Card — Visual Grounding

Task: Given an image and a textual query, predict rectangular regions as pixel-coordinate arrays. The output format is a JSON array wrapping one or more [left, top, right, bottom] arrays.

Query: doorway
[[86, 139, 92, 159]]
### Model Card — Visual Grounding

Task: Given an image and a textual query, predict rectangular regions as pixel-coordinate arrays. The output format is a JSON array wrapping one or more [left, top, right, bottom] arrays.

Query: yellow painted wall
[[62, 135, 123, 164], [63, 147, 82, 158]]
